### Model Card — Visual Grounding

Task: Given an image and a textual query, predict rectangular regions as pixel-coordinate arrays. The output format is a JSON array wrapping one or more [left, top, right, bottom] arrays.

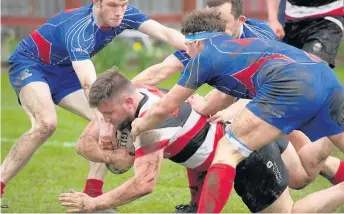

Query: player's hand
[[268, 20, 285, 40], [187, 94, 206, 115], [59, 189, 96, 213], [131, 118, 144, 142], [97, 113, 115, 150], [208, 109, 236, 124]]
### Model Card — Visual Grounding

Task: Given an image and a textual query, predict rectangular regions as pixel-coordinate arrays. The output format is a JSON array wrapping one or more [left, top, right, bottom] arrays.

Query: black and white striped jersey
[[286, 0, 344, 20], [134, 85, 224, 172]]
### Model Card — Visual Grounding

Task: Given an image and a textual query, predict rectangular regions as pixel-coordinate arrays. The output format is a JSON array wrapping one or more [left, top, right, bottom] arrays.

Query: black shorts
[[283, 16, 344, 68], [234, 137, 289, 213], [276, 135, 289, 154]]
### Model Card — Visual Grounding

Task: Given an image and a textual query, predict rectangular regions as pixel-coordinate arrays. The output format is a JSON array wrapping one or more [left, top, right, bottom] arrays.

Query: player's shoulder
[[124, 4, 145, 16], [203, 34, 234, 56], [243, 18, 276, 40]]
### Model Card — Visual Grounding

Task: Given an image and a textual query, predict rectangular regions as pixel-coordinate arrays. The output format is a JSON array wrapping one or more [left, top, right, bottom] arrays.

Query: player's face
[[100, 0, 128, 27], [97, 97, 134, 129], [212, 2, 244, 38]]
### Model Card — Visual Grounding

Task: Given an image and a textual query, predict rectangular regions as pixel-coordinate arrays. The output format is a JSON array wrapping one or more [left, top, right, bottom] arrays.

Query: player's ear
[[238, 15, 246, 25], [123, 97, 134, 110], [93, 0, 101, 7], [196, 40, 205, 52]]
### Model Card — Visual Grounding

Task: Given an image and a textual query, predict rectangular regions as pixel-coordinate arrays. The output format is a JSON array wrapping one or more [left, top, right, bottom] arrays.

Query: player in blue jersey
[[1, 0, 186, 201], [132, 0, 276, 86], [132, 0, 344, 206], [130, 10, 344, 213]]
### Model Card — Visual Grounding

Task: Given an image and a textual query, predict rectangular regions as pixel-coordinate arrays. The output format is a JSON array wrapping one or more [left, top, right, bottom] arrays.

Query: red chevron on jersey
[[163, 116, 207, 158], [30, 30, 52, 64], [232, 54, 296, 95], [226, 38, 257, 46]]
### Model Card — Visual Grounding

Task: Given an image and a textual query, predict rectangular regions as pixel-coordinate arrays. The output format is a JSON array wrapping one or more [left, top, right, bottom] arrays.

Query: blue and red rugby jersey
[[174, 18, 277, 67], [177, 34, 324, 99], [9, 3, 149, 66]]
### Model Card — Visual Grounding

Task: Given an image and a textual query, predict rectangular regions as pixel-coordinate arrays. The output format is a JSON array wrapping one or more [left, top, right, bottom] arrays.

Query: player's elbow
[[135, 175, 157, 196]]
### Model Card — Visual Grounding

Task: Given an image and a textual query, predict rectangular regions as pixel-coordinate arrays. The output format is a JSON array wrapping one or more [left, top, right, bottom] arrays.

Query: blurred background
[[1, 0, 298, 74]]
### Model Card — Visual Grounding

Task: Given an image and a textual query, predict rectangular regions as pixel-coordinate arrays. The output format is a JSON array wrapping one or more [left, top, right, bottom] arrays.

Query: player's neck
[[133, 92, 145, 117], [92, 4, 106, 27]]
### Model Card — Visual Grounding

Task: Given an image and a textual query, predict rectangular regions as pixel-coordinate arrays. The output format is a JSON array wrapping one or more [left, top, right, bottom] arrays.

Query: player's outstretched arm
[[138, 20, 186, 51], [265, 0, 285, 40], [72, 60, 97, 100], [132, 54, 184, 86], [189, 89, 237, 116], [72, 60, 115, 148], [59, 150, 164, 213], [208, 99, 251, 124], [131, 85, 195, 141]]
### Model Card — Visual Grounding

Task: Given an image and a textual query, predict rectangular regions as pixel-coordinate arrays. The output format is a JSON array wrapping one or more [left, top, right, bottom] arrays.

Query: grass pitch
[[1, 67, 344, 213]]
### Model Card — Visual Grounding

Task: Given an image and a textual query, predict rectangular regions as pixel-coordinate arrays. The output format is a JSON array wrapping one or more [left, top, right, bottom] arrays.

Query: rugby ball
[[116, 128, 134, 150], [106, 129, 135, 174]]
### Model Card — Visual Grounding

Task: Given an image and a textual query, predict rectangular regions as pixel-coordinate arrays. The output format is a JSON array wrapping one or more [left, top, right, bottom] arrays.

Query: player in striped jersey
[[59, 68, 344, 213]]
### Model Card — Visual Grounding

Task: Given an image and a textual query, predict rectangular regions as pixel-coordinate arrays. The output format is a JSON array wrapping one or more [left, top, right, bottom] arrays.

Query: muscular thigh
[[260, 188, 293, 213], [58, 89, 94, 121], [19, 81, 57, 124], [234, 140, 289, 213], [230, 107, 283, 150]]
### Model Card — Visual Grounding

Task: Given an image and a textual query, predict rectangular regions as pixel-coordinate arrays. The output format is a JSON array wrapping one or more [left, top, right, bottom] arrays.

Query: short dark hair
[[181, 10, 226, 35], [206, 0, 243, 19], [89, 66, 134, 107]]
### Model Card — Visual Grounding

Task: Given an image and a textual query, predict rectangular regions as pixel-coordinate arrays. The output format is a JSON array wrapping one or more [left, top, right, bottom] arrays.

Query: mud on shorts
[[8, 49, 82, 104], [247, 62, 344, 142], [234, 137, 289, 212], [283, 16, 344, 68]]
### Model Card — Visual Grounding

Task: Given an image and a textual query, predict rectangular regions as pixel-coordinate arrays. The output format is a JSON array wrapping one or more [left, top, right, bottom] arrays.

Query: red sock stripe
[[197, 163, 236, 213], [331, 160, 344, 185], [83, 179, 103, 197]]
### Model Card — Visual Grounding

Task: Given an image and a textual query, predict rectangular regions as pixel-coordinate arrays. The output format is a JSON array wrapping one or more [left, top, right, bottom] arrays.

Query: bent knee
[[34, 116, 57, 139]]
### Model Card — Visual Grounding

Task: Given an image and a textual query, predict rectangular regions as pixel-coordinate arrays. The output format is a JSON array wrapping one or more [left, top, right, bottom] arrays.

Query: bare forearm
[[266, 0, 280, 21], [94, 176, 149, 210], [140, 101, 170, 132], [226, 99, 250, 115], [132, 64, 165, 86], [201, 90, 236, 116], [165, 28, 187, 50]]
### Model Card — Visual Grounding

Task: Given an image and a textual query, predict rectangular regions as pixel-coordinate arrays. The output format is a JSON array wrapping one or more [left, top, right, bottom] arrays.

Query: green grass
[[1, 67, 344, 213]]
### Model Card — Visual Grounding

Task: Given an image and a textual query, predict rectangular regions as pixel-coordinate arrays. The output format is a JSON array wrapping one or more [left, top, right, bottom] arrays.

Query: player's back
[[207, 34, 322, 67], [179, 33, 328, 99], [174, 18, 276, 66]]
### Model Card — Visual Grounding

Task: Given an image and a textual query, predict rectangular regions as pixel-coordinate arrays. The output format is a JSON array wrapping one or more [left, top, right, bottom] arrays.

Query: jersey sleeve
[[134, 116, 182, 158], [174, 50, 191, 67], [122, 4, 149, 30], [177, 53, 212, 90], [66, 34, 90, 61], [244, 19, 277, 40]]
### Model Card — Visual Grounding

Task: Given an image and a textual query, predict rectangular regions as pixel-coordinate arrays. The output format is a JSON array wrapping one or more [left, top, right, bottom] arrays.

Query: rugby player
[[59, 68, 344, 213], [1, 0, 186, 200], [132, 0, 344, 191], [130, 10, 344, 213], [266, 0, 344, 68]]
